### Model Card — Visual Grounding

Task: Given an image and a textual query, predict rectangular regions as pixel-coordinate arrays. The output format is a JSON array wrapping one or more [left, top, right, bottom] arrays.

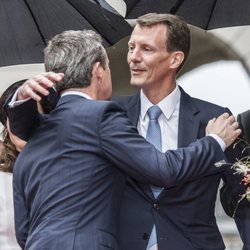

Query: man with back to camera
[[6, 29, 241, 250]]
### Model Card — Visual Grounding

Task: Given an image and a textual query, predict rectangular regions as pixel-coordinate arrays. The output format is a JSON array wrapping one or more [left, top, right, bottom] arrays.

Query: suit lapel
[[123, 89, 202, 201], [123, 93, 156, 201], [177, 88, 201, 148], [157, 88, 201, 199], [125, 92, 141, 127]]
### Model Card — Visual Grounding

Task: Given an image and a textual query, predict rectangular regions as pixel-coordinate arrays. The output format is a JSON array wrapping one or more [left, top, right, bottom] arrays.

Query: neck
[[142, 81, 176, 104], [61, 87, 98, 100]]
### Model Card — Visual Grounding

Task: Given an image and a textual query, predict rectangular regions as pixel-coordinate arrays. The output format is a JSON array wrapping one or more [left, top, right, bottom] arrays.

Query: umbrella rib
[[205, 0, 217, 30], [93, 0, 114, 28], [23, 0, 47, 45], [125, 0, 139, 16], [169, 0, 185, 14], [92, 0, 117, 44], [66, 0, 114, 45]]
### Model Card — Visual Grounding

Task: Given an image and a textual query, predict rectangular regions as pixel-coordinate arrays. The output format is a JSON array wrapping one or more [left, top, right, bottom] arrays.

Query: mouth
[[130, 68, 145, 75]]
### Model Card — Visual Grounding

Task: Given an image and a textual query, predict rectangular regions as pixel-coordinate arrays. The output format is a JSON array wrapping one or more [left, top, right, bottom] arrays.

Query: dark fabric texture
[[0, 0, 132, 67], [124, 0, 250, 30]]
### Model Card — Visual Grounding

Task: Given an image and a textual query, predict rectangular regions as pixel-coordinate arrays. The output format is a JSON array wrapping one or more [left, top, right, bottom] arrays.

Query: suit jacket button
[[153, 203, 160, 209], [142, 233, 149, 240]]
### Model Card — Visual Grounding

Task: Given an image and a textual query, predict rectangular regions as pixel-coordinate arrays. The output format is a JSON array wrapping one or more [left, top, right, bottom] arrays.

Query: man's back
[[13, 93, 236, 250], [14, 95, 126, 249]]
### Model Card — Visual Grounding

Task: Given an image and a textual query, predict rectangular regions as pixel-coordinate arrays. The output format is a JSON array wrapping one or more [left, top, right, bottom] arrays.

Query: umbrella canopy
[[124, 0, 250, 30], [0, 0, 132, 67]]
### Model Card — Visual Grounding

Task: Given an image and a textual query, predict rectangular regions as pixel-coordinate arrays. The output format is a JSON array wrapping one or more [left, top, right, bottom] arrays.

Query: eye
[[143, 46, 153, 52], [128, 45, 134, 53]]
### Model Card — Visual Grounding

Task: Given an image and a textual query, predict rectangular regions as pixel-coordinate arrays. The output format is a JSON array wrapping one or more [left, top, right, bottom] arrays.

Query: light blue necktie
[[146, 105, 163, 249], [146, 105, 162, 151]]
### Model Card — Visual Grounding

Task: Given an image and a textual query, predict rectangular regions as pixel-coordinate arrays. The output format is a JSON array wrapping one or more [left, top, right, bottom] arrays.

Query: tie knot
[[147, 105, 162, 120]]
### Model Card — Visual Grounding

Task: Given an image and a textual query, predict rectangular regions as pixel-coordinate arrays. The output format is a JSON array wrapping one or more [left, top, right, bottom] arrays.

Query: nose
[[127, 47, 142, 64]]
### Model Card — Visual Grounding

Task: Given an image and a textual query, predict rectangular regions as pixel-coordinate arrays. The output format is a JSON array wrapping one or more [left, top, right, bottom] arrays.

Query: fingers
[[17, 72, 64, 101], [207, 117, 216, 125], [227, 114, 236, 125], [205, 112, 242, 148]]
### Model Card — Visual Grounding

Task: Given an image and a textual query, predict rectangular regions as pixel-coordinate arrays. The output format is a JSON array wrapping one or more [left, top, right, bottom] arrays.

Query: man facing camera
[[113, 13, 249, 250]]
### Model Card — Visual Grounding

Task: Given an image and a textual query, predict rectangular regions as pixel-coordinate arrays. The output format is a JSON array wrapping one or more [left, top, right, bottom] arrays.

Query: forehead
[[129, 24, 167, 47]]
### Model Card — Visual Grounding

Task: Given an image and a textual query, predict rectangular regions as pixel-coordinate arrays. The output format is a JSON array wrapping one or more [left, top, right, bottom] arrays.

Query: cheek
[[9, 133, 26, 152], [127, 53, 131, 64], [15, 139, 26, 152]]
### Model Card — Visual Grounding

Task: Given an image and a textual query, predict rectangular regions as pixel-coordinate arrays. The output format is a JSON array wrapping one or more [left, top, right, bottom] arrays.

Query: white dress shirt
[[138, 85, 225, 152], [138, 86, 181, 152], [0, 172, 21, 249]]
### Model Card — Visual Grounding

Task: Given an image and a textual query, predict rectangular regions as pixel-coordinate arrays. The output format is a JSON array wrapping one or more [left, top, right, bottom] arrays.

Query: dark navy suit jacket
[[8, 94, 227, 250], [237, 110, 250, 145], [114, 88, 249, 250]]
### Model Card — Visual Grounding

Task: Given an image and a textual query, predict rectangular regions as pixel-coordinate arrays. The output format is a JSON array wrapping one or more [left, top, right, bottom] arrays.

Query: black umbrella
[[0, 0, 132, 67], [124, 0, 250, 30]]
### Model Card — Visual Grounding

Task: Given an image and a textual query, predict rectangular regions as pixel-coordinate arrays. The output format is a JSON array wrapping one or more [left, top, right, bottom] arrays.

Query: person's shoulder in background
[[237, 110, 250, 145]]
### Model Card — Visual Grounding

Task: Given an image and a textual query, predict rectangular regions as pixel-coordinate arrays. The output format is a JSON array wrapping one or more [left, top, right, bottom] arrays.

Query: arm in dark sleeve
[[5, 98, 42, 141], [99, 102, 227, 187], [13, 176, 29, 249]]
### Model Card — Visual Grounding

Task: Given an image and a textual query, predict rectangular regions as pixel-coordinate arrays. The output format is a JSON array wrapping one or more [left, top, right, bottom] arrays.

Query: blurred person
[[0, 80, 57, 249], [0, 140, 3, 152], [221, 109, 250, 249], [0, 80, 25, 250], [5, 30, 241, 250]]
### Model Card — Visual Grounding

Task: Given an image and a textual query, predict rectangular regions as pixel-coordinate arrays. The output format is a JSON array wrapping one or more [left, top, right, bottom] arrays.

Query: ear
[[92, 62, 104, 81], [169, 51, 185, 70]]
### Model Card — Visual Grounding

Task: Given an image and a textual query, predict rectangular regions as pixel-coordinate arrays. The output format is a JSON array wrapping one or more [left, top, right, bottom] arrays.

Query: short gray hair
[[44, 30, 107, 93]]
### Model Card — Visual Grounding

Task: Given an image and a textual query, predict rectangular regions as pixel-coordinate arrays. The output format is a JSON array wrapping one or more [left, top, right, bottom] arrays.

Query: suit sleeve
[[5, 98, 42, 141], [99, 103, 227, 187], [13, 173, 29, 249]]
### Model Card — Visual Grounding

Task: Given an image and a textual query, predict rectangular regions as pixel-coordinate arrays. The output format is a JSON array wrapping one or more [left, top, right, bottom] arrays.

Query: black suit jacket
[[8, 95, 227, 250], [114, 88, 249, 250], [237, 110, 250, 145]]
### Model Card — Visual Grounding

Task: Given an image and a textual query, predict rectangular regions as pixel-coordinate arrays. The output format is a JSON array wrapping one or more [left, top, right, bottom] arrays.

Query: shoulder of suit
[[238, 109, 250, 118], [237, 110, 250, 144], [94, 100, 124, 113], [237, 110, 250, 127], [179, 87, 227, 112], [112, 93, 139, 109]]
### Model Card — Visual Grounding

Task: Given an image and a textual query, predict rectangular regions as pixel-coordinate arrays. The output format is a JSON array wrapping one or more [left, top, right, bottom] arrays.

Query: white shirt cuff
[[8, 88, 31, 108], [208, 134, 226, 152]]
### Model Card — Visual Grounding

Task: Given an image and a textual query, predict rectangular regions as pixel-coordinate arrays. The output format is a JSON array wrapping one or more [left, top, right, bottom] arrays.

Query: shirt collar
[[140, 85, 181, 120], [61, 90, 92, 100]]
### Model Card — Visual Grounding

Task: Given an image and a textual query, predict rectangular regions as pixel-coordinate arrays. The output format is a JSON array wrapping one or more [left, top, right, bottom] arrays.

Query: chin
[[130, 80, 145, 87]]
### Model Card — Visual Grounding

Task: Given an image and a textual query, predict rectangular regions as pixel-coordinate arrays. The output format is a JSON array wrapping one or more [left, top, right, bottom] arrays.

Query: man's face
[[99, 52, 112, 100], [127, 24, 173, 90]]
